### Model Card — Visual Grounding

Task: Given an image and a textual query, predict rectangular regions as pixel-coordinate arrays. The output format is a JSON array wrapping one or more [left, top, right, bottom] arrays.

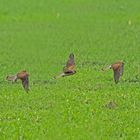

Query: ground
[[0, 0, 140, 139]]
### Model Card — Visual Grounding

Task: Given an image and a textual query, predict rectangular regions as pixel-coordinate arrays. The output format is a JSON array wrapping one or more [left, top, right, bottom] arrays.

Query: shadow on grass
[[124, 74, 140, 83], [32, 79, 57, 86], [81, 60, 105, 67]]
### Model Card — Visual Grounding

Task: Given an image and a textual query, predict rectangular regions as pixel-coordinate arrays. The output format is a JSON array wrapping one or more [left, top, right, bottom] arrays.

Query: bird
[[6, 70, 29, 92], [102, 61, 124, 83], [55, 53, 76, 79]]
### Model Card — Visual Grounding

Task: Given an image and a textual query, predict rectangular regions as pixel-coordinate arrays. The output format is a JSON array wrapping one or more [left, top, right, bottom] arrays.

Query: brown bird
[[6, 70, 29, 92], [55, 53, 76, 79], [102, 61, 124, 83]]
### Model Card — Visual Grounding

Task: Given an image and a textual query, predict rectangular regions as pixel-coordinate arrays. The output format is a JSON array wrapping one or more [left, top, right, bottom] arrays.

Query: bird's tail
[[6, 75, 17, 82], [54, 73, 65, 79]]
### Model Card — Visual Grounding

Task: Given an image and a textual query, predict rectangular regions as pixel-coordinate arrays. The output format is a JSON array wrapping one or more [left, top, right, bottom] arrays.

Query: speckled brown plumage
[[111, 61, 124, 83], [102, 61, 124, 83], [55, 53, 76, 79], [6, 70, 29, 92]]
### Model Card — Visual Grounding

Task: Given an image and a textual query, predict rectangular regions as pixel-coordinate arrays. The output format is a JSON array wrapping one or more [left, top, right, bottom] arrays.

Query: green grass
[[0, 0, 140, 139]]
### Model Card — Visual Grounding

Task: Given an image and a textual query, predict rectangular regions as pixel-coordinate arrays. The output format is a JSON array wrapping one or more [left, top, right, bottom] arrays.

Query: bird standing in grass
[[55, 53, 76, 79], [102, 61, 124, 83], [6, 70, 29, 92]]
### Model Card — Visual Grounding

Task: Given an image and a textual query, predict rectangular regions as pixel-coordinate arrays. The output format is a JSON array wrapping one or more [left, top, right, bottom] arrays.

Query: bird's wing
[[120, 63, 124, 76], [64, 65, 75, 73], [22, 77, 29, 92], [113, 69, 120, 84], [63, 54, 75, 73]]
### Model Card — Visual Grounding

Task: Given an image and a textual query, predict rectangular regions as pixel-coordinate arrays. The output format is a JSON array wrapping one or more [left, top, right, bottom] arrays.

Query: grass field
[[0, 0, 140, 139]]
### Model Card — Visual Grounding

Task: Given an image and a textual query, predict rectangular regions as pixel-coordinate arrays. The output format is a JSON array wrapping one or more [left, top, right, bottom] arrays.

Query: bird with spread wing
[[102, 61, 124, 83], [55, 53, 76, 79], [6, 70, 29, 92]]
